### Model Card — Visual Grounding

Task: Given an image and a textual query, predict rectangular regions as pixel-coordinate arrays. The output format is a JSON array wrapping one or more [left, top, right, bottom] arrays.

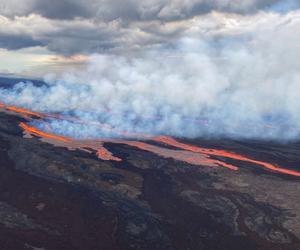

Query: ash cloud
[[1, 11, 300, 140]]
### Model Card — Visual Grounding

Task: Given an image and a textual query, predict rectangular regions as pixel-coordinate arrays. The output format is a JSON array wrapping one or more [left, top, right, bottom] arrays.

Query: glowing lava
[[19, 121, 228, 168], [114, 140, 238, 170], [3, 105, 46, 119], [20, 121, 122, 162], [20, 122, 71, 143], [1, 102, 300, 177], [97, 147, 122, 162], [153, 136, 300, 177]]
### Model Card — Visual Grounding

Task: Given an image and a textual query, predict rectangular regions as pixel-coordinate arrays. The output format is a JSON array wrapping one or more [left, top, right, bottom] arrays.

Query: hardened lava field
[[0, 101, 300, 249]]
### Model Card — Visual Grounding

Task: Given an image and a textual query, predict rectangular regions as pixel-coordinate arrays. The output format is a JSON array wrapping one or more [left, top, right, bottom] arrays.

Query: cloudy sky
[[0, 0, 299, 76]]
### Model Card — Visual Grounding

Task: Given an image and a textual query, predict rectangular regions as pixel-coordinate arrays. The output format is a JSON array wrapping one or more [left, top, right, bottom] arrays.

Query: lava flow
[[19, 120, 234, 169], [1, 104, 45, 119], [113, 140, 239, 170], [96, 147, 122, 162], [19, 122, 71, 143], [2, 102, 300, 177], [153, 136, 300, 177], [19, 122, 122, 162]]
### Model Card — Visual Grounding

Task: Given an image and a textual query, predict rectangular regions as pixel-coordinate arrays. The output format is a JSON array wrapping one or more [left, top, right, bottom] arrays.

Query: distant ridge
[[0, 76, 46, 88]]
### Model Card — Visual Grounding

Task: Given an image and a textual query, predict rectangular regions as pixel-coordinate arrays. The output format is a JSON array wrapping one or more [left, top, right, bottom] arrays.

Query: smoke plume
[[1, 10, 300, 140]]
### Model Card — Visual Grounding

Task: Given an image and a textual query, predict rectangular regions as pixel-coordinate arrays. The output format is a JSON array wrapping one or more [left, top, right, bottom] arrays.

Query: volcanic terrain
[[0, 80, 300, 250]]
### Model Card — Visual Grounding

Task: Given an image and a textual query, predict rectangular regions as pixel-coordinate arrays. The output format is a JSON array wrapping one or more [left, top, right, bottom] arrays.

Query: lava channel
[[2, 102, 300, 176], [153, 136, 300, 177]]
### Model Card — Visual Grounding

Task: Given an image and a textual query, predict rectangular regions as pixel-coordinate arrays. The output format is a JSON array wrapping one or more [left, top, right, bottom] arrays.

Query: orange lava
[[18, 120, 235, 169], [2, 101, 300, 176], [97, 147, 122, 162], [117, 140, 238, 170], [6, 105, 46, 118], [207, 160, 239, 171], [153, 136, 300, 177], [20, 122, 71, 143], [20, 122, 122, 162], [0, 103, 65, 120]]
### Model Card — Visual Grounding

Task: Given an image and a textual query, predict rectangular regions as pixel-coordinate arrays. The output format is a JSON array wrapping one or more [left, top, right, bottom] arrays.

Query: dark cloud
[[0, 33, 43, 50], [1, 0, 297, 21], [54, 0, 286, 22], [0, 0, 299, 55], [45, 30, 122, 55], [31, 0, 92, 20]]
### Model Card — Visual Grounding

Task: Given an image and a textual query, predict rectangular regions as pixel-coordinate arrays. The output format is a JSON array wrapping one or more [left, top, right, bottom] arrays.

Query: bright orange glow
[[209, 160, 239, 171], [97, 147, 122, 162], [154, 136, 300, 177], [0, 103, 64, 120], [1, 101, 299, 177], [117, 140, 239, 170], [19, 121, 122, 162], [6, 106, 46, 118], [16, 121, 300, 176], [17, 121, 237, 169], [20, 122, 71, 143]]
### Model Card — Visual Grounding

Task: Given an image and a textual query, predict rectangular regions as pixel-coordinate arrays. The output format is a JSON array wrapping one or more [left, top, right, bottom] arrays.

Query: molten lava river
[[1, 102, 300, 177]]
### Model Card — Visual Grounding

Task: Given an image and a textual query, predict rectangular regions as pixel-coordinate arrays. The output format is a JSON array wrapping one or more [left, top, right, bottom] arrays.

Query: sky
[[0, 0, 299, 77]]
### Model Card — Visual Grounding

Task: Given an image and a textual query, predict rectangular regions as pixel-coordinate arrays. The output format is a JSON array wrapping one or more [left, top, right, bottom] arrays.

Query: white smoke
[[1, 10, 300, 140]]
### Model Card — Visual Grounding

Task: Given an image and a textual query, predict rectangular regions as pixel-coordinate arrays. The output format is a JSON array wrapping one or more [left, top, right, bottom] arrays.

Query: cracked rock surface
[[0, 111, 300, 249]]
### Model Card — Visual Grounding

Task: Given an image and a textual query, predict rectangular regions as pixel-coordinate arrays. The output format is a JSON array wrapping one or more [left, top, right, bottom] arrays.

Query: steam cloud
[[1, 10, 300, 140]]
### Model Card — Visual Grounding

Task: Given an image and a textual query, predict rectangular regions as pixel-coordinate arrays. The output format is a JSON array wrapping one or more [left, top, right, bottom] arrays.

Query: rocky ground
[[0, 111, 300, 250]]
